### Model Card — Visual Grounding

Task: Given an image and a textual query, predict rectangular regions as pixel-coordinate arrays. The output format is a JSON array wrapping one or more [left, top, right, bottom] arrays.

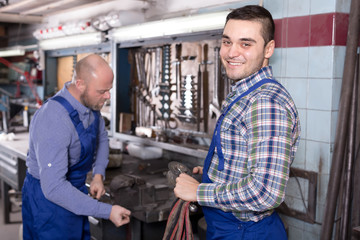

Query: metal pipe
[[351, 56, 360, 240], [320, 0, 360, 239], [340, 56, 358, 239]]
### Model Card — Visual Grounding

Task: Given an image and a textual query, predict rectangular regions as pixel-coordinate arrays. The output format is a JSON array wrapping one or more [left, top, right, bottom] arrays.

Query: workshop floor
[[0, 195, 22, 240]]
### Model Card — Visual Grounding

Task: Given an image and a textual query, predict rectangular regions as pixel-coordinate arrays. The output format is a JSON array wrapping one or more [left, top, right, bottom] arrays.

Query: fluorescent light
[[109, 10, 229, 42], [0, 47, 25, 57], [39, 32, 104, 50]]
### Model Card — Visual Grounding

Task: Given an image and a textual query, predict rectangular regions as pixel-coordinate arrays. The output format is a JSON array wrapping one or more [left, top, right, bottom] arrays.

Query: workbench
[[88, 154, 178, 240], [0, 132, 28, 224], [0, 132, 201, 239]]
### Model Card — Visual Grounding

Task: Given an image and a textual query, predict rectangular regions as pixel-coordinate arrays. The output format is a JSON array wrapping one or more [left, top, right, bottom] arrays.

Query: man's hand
[[90, 174, 105, 199], [174, 173, 199, 202], [109, 205, 131, 227], [193, 166, 203, 175]]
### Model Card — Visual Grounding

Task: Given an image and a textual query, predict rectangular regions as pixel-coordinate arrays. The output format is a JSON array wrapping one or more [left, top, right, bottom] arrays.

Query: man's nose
[[104, 91, 111, 99], [228, 44, 241, 58]]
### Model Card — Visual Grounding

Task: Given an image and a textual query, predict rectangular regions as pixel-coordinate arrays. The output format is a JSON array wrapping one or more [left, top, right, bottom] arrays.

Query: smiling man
[[22, 54, 131, 240], [174, 5, 301, 239]]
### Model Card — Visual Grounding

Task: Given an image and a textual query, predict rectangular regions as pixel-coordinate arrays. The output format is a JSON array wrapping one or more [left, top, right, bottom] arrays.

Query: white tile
[[270, 48, 283, 78], [336, 0, 351, 13], [277, 77, 287, 86], [333, 46, 346, 78], [315, 203, 326, 223], [264, 0, 286, 19], [282, 215, 305, 230], [310, 0, 336, 14], [287, 0, 310, 17], [330, 111, 338, 144], [286, 77, 308, 109], [298, 108, 307, 140], [317, 174, 329, 205], [307, 78, 332, 110], [303, 227, 321, 240], [281, 46, 288, 77], [306, 110, 331, 142], [285, 48, 309, 78], [284, 195, 307, 212], [304, 220, 322, 236], [305, 140, 331, 173], [288, 225, 305, 240], [308, 46, 334, 78], [293, 139, 306, 169], [331, 78, 342, 111], [286, 177, 308, 200]]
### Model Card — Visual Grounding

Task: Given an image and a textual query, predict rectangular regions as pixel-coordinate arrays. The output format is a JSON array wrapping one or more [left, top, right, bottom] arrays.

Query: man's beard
[[80, 91, 103, 111]]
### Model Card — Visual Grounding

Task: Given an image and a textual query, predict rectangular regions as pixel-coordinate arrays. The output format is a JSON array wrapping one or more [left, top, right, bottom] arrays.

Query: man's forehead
[[223, 20, 263, 39]]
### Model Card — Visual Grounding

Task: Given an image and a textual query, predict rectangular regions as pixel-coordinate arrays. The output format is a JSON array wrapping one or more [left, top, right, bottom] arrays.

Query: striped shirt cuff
[[197, 183, 217, 207]]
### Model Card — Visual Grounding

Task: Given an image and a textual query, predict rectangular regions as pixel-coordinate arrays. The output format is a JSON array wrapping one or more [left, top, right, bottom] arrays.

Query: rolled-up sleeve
[[92, 115, 109, 177]]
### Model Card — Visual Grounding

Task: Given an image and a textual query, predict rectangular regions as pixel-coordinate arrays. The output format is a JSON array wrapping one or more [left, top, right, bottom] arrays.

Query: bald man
[[22, 54, 131, 240]]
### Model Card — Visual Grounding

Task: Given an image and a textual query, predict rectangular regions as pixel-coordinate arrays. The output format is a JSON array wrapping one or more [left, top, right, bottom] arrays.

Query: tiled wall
[[264, 0, 351, 239]]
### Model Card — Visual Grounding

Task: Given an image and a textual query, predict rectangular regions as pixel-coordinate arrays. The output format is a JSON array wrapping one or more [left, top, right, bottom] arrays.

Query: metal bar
[[114, 132, 208, 159], [277, 167, 318, 223], [320, 0, 360, 238], [1, 180, 11, 223], [0, 13, 43, 23], [21, 0, 80, 15], [351, 55, 360, 240], [202, 44, 209, 133], [0, 0, 37, 12], [196, 44, 202, 131], [340, 61, 358, 239]]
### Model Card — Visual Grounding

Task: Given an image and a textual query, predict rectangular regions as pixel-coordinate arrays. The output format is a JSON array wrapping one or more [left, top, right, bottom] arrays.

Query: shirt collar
[[231, 66, 273, 96], [58, 81, 91, 115]]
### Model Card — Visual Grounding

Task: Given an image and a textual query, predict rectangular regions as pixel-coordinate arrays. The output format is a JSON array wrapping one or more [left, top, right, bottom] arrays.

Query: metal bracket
[[277, 167, 318, 223]]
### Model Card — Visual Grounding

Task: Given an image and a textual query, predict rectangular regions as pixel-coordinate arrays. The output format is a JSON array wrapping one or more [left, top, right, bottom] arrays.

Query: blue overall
[[201, 79, 288, 240], [22, 96, 99, 240]]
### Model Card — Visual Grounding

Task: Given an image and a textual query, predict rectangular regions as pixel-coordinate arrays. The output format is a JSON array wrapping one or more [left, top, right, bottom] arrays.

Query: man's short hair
[[226, 5, 275, 45]]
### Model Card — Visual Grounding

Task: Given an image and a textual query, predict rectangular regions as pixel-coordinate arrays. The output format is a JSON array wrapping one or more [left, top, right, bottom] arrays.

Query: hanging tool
[[222, 65, 231, 103], [209, 47, 221, 119], [151, 47, 161, 97], [175, 49, 198, 124], [175, 44, 182, 100], [196, 44, 202, 131], [202, 44, 209, 133], [159, 44, 172, 121], [177, 75, 197, 123]]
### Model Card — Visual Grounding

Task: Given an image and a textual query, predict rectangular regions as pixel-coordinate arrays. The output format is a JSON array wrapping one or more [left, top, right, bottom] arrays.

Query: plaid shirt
[[197, 66, 301, 222]]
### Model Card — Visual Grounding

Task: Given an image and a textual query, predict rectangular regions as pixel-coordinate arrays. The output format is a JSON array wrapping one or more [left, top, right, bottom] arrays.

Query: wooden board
[[56, 56, 73, 91]]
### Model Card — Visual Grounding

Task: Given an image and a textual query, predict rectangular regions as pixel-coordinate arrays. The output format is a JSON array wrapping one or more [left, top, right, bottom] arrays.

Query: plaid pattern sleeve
[[197, 66, 301, 222]]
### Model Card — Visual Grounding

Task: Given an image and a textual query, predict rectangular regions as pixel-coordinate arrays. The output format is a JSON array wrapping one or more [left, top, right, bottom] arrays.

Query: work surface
[[0, 132, 176, 223], [88, 154, 175, 223], [0, 132, 29, 159]]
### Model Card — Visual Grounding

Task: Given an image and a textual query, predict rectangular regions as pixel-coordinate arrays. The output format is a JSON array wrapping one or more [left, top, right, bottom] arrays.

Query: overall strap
[[52, 96, 85, 135], [216, 79, 281, 171]]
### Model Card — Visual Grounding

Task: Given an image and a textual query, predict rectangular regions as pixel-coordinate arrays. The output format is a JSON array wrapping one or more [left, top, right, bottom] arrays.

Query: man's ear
[[264, 40, 275, 59], [75, 78, 86, 92]]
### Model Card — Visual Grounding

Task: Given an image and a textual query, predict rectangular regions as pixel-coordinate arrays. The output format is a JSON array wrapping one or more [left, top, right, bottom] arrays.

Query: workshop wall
[[39, 0, 351, 239], [264, 0, 351, 239], [1, 0, 353, 239]]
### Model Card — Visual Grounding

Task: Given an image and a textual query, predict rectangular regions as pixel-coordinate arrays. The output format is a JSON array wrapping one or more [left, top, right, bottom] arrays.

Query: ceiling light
[[39, 32, 105, 50], [109, 10, 229, 42], [0, 46, 25, 57]]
